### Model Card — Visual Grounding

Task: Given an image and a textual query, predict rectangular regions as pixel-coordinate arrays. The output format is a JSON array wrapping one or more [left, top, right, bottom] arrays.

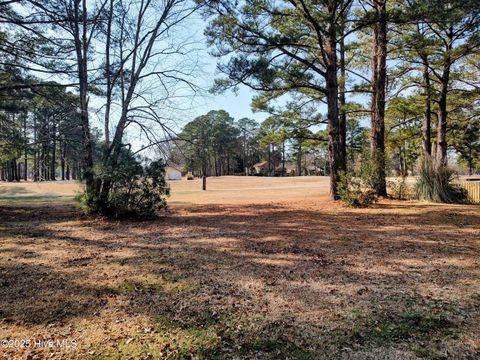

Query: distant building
[[252, 161, 296, 176], [276, 164, 296, 176], [165, 162, 182, 180], [252, 161, 269, 175]]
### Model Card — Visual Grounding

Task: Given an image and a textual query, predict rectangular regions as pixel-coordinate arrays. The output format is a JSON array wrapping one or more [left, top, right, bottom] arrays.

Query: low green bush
[[388, 176, 414, 200], [77, 152, 170, 218], [359, 150, 385, 193], [338, 171, 377, 208]]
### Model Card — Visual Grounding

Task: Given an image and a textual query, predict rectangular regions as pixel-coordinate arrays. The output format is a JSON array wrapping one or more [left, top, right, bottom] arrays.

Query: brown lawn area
[[0, 177, 479, 359], [0, 176, 329, 204]]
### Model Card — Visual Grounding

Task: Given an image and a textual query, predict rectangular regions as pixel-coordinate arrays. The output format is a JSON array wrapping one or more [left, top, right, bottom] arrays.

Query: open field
[[168, 176, 332, 205], [0, 177, 479, 359], [1, 175, 478, 205], [0, 176, 331, 205]]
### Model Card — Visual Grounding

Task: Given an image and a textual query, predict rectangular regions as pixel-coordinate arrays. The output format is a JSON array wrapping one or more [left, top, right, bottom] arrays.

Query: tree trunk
[[41, 147, 45, 181], [422, 62, 432, 158], [297, 142, 302, 176], [103, 0, 114, 146], [268, 144, 271, 176], [74, 0, 95, 198], [227, 153, 230, 175], [41, 118, 46, 180], [50, 121, 56, 181], [468, 146, 473, 176], [436, 49, 451, 167], [282, 140, 285, 176], [272, 144, 277, 174], [370, 0, 388, 197], [33, 148, 37, 181], [202, 162, 207, 191], [246, 138, 249, 176], [23, 115, 28, 181], [325, 35, 343, 199], [13, 159, 18, 181], [33, 116, 38, 181], [243, 132, 247, 175], [304, 150, 307, 175], [339, 20, 347, 173], [61, 139, 66, 181]]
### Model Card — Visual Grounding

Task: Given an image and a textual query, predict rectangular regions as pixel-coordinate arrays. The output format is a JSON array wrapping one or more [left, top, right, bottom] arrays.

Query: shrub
[[415, 157, 468, 204], [77, 153, 170, 218], [338, 171, 377, 208], [360, 149, 385, 194], [187, 173, 194, 180], [388, 176, 413, 200]]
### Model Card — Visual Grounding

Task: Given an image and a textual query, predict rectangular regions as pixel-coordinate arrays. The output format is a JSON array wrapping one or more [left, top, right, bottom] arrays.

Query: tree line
[[171, 109, 350, 177], [0, 75, 89, 182]]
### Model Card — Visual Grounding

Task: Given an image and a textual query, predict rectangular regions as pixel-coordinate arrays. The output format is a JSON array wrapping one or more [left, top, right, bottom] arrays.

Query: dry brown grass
[[0, 177, 479, 359], [0, 181, 83, 197], [0, 176, 329, 205]]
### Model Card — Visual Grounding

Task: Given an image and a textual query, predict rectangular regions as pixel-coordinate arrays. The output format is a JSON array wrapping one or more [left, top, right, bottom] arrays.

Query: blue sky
[[192, 85, 269, 123], [183, 17, 270, 125]]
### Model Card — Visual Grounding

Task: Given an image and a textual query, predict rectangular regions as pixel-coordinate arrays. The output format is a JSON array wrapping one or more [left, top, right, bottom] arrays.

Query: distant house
[[252, 161, 269, 175], [252, 161, 297, 176], [306, 165, 319, 176], [165, 162, 182, 180], [276, 164, 296, 176]]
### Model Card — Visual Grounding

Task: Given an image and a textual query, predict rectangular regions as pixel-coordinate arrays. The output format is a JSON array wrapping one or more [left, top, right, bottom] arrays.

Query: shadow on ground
[[0, 201, 479, 359]]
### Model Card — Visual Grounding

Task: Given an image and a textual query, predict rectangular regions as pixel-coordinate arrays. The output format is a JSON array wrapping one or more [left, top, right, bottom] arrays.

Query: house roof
[[253, 161, 298, 171], [275, 164, 296, 171], [166, 161, 182, 171], [252, 161, 269, 169]]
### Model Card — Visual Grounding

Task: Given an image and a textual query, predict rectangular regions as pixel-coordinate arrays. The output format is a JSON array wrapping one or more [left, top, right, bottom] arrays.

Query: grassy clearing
[[0, 176, 331, 206], [0, 178, 479, 359], [0, 195, 74, 205]]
